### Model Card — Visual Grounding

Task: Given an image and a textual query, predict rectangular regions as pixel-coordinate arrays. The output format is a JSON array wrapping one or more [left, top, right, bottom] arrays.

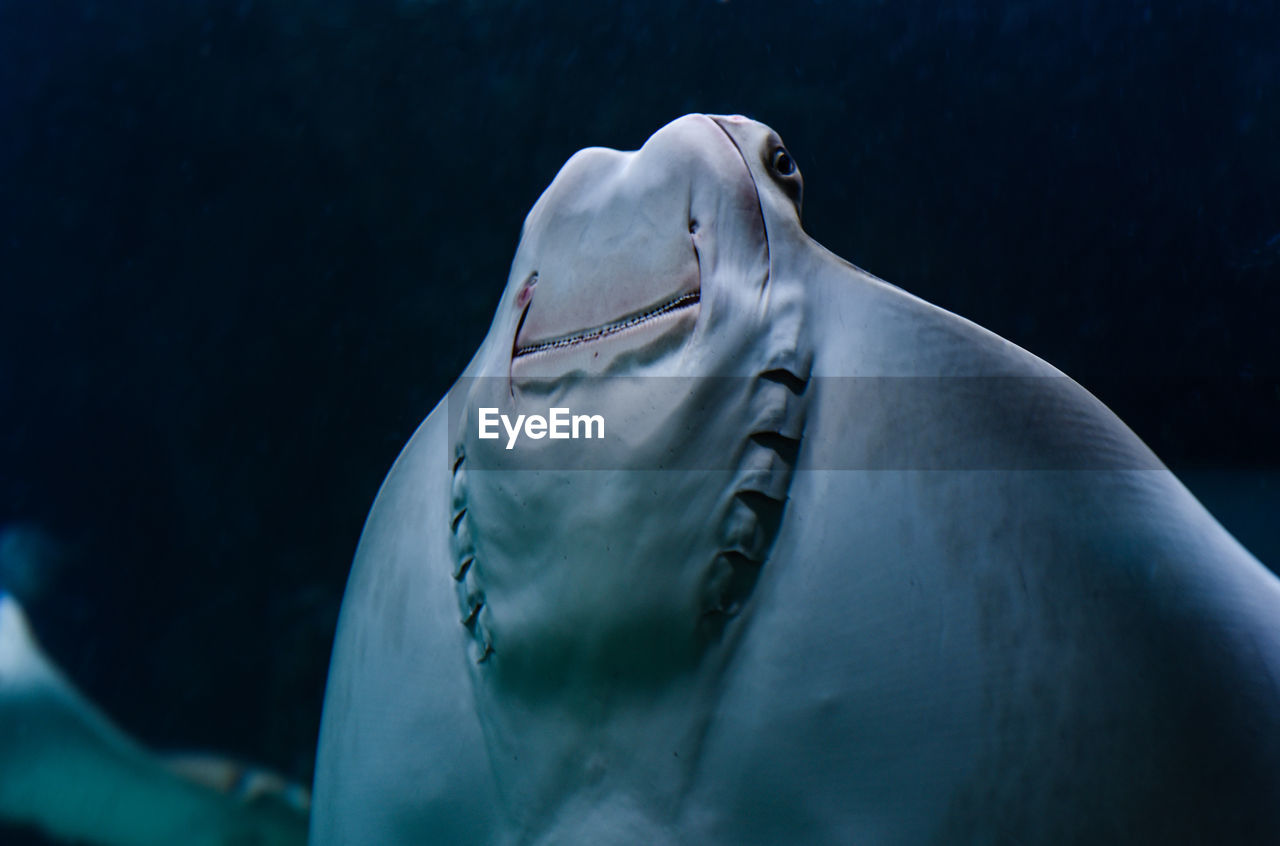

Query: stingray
[[312, 115, 1280, 844], [0, 591, 308, 845]]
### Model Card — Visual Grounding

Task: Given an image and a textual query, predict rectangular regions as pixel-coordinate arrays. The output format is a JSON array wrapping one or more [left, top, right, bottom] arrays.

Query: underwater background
[[0, 0, 1276, 840]]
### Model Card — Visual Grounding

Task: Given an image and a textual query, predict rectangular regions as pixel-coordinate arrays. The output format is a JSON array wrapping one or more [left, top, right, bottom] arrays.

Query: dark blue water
[[0, 1, 1276, 842]]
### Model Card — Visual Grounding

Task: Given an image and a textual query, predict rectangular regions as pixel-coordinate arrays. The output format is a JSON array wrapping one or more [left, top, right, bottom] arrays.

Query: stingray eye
[[771, 147, 796, 176]]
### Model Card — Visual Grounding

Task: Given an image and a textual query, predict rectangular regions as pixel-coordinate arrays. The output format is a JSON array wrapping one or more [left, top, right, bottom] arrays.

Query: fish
[[312, 114, 1280, 844]]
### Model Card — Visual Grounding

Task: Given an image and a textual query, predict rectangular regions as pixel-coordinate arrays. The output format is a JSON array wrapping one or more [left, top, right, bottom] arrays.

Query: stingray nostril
[[515, 271, 538, 309]]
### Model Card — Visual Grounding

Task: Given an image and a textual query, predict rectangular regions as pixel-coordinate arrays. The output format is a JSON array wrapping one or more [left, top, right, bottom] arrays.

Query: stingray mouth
[[513, 290, 701, 359]]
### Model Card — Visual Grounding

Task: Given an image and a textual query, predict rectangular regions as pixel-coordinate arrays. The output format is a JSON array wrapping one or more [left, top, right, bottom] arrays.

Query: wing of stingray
[[311, 407, 502, 843]]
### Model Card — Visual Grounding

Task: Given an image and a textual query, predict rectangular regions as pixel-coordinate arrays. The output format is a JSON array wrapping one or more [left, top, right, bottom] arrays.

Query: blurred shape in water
[[0, 593, 308, 846]]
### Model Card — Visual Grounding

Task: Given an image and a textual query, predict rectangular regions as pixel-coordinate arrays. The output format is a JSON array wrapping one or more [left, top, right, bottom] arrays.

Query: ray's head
[[449, 116, 816, 690], [488, 114, 804, 373]]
